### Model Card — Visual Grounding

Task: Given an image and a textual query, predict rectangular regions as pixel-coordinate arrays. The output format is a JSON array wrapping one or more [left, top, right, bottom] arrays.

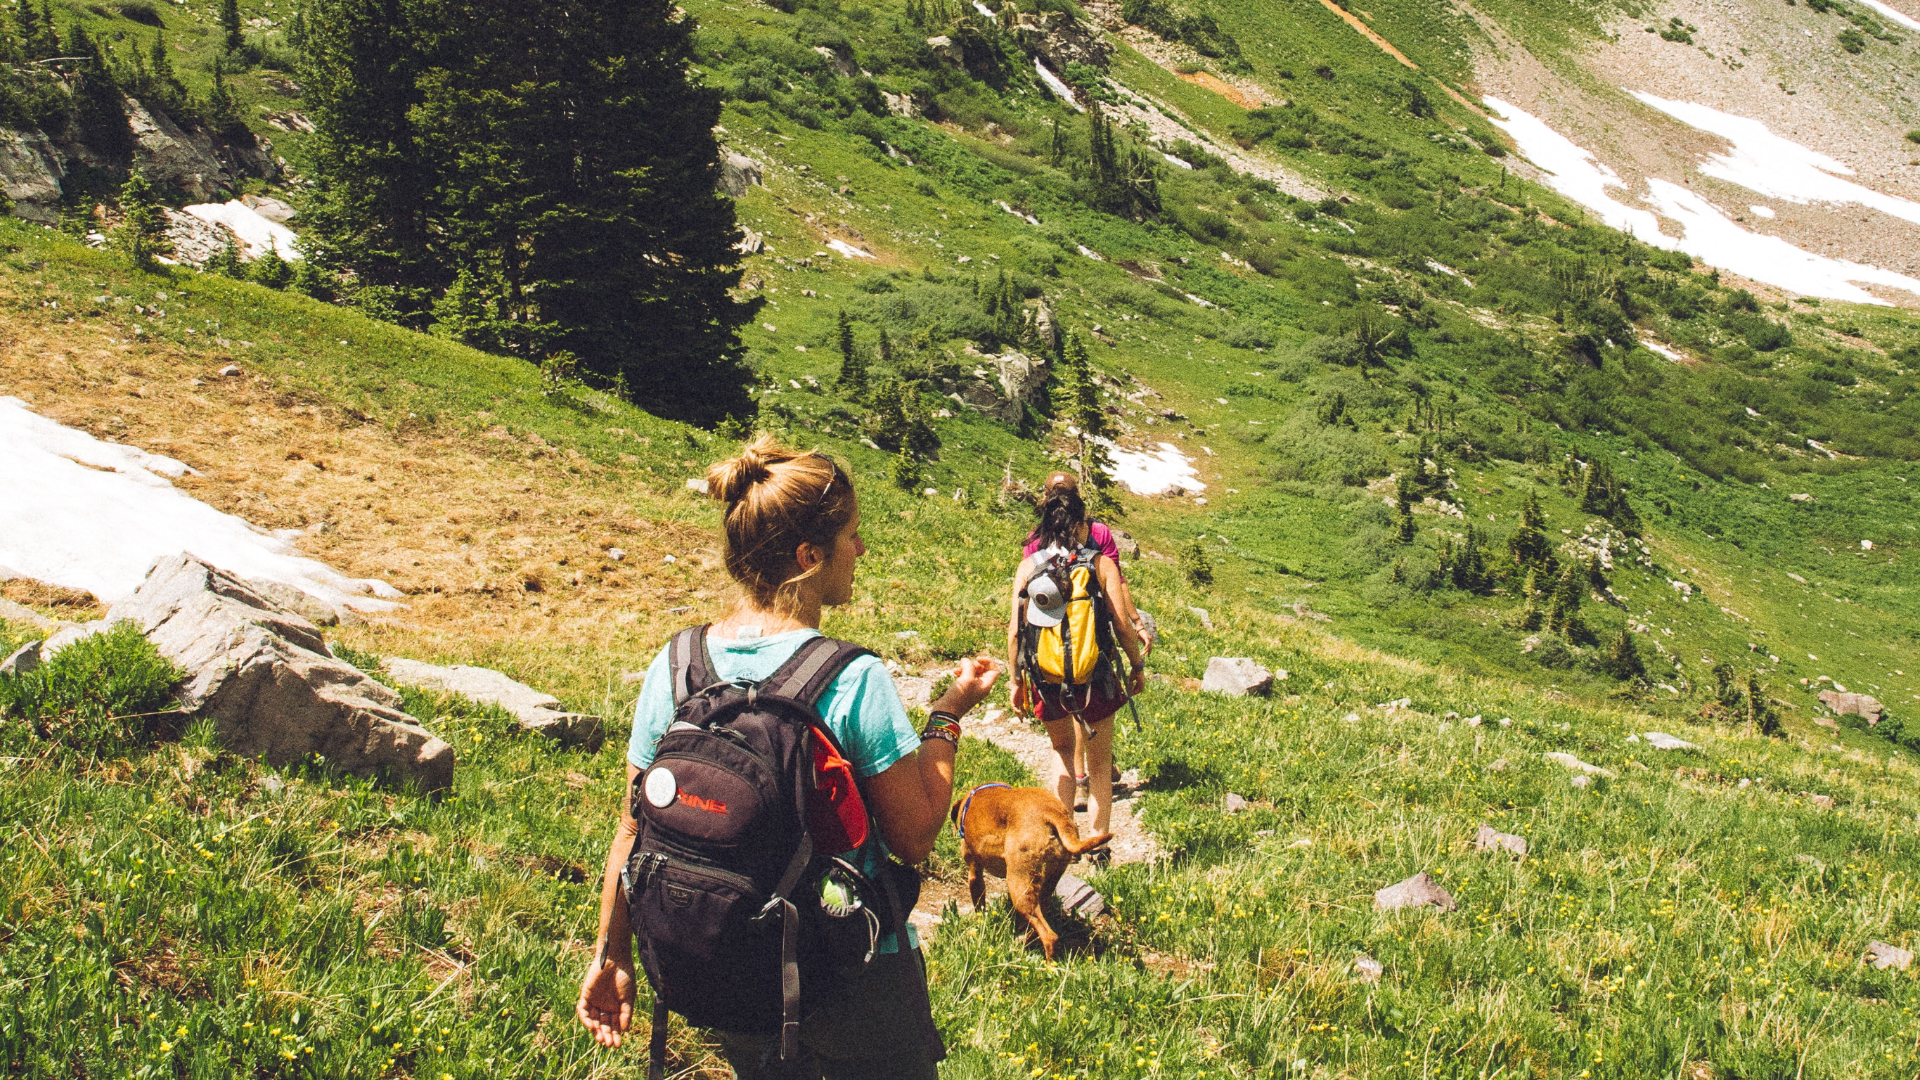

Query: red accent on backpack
[[807, 724, 868, 854]]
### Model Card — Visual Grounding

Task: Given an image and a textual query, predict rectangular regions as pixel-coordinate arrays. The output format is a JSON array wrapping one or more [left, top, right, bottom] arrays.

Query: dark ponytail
[[1033, 486, 1086, 550]]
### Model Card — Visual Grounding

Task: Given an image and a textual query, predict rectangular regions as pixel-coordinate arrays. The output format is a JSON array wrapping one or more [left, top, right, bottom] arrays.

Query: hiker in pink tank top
[[1018, 473, 1155, 815]]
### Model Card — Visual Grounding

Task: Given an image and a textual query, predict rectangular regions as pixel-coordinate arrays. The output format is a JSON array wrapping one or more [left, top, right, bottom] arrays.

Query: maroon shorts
[[1032, 682, 1129, 727]]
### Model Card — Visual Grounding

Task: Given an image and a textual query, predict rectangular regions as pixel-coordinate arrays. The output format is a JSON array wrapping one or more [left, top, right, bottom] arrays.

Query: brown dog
[[950, 785, 1112, 959]]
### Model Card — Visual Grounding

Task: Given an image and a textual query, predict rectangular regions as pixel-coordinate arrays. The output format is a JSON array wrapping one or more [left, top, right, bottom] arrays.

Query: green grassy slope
[[2, 213, 1920, 1077], [2, 0, 1920, 1073]]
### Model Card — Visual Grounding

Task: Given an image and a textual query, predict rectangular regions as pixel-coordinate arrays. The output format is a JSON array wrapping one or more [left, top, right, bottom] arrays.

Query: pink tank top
[[1023, 521, 1124, 579]]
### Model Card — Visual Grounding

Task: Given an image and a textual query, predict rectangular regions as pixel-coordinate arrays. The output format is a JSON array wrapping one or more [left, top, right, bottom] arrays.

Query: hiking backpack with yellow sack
[[1016, 543, 1140, 728]]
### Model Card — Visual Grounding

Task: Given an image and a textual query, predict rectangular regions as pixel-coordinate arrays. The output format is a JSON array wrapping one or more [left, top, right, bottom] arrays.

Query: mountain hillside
[[3, 0, 1920, 1075]]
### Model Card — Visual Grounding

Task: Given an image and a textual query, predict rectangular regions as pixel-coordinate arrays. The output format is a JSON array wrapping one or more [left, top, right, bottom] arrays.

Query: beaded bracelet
[[921, 710, 962, 745]]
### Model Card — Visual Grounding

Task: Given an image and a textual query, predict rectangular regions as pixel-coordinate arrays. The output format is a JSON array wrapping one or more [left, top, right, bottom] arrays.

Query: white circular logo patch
[[644, 767, 678, 809]]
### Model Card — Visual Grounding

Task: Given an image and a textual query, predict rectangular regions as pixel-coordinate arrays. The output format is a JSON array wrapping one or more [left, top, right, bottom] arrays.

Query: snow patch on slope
[[0, 397, 397, 610], [183, 200, 301, 260], [1102, 440, 1206, 497], [1483, 96, 1920, 305], [1629, 92, 1920, 228], [1033, 58, 1085, 112]]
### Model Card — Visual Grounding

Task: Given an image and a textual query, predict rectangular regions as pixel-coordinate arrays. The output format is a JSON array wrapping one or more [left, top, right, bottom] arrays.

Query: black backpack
[[624, 626, 914, 1079]]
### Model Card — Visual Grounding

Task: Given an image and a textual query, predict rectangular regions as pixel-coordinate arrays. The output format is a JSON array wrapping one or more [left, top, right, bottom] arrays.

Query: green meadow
[[4, 0, 1920, 1072]]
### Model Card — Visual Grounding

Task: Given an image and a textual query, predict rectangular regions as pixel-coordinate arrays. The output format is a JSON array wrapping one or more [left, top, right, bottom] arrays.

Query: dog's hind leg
[[1007, 853, 1061, 960], [967, 854, 987, 912]]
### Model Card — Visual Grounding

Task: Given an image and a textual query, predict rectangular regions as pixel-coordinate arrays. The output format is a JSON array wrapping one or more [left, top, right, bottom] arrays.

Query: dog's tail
[[1043, 803, 1113, 855]]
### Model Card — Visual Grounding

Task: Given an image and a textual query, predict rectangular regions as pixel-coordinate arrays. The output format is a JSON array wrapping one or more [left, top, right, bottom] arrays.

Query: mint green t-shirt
[[628, 627, 923, 952]]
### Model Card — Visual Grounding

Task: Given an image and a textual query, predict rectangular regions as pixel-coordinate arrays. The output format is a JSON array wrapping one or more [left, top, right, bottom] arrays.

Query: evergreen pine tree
[[1181, 536, 1213, 587], [877, 327, 895, 370], [889, 446, 925, 491], [1506, 491, 1554, 571], [66, 21, 131, 161], [1517, 568, 1543, 631], [291, 255, 334, 299], [836, 309, 866, 392], [1712, 661, 1741, 708], [304, 0, 760, 424], [1085, 105, 1158, 218], [146, 32, 188, 115], [203, 58, 245, 136], [864, 373, 910, 451], [1547, 562, 1583, 637], [1059, 329, 1117, 514], [16, 0, 57, 60], [221, 0, 242, 51], [249, 247, 294, 289], [1395, 473, 1417, 543], [111, 171, 171, 269], [1601, 626, 1644, 681], [1453, 525, 1489, 592], [300, 0, 434, 315], [1746, 673, 1783, 737], [206, 231, 246, 278]]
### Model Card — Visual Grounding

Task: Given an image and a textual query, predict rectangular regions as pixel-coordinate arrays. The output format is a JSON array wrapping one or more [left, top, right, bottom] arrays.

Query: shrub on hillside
[[1264, 412, 1387, 485], [0, 622, 182, 757]]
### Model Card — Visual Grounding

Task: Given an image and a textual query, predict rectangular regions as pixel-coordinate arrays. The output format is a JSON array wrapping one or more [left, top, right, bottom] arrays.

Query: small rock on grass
[[1, 640, 43, 676], [1202, 657, 1273, 697], [1487, 758, 1509, 772], [1544, 752, 1615, 778], [1571, 775, 1593, 789], [1374, 872, 1457, 913], [1474, 824, 1528, 857], [1055, 873, 1105, 918], [1224, 792, 1249, 813], [1642, 731, 1697, 751], [1352, 955, 1383, 983], [1867, 940, 1913, 971]]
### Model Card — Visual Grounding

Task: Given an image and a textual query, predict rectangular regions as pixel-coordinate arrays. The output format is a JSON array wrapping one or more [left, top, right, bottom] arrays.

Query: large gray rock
[[942, 348, 1050, 424], [1201, 657, 1273, 697], [52, 554, 454, 792], [718, 151, 763, 198], [926, 35, 965, 67], [0, 127, 64, 222], [1014, 11, 1113, 71], [125, 95, 232, 201], [1374, 872, 1456, 913], [383, 657, 604, 750], [1818, 689, 1884, 726]]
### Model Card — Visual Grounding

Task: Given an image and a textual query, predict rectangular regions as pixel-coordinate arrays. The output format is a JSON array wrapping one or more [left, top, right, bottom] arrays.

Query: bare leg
[[1074, 722, 1089, 785], [1044, 717, 1077, 813], [1085, 720, 1114, 836]]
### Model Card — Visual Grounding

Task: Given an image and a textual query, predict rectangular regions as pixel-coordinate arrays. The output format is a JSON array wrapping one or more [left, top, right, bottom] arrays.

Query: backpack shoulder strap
[[669, 624, 718, 707], [762, 635, 874, 712]]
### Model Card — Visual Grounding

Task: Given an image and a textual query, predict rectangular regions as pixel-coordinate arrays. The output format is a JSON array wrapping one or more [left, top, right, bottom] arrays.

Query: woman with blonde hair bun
[[578, 434, 999, 1079]]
